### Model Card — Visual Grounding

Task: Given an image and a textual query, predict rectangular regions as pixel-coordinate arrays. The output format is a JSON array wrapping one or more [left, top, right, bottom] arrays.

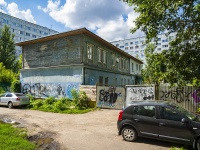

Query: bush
[[11, 80, 21, 93], [71, 89, 91, 109], [30, 99, 43, 109], [43, 97, 55, 105]]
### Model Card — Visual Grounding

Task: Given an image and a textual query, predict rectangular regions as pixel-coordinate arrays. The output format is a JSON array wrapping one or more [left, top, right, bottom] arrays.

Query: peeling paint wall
[[21, 67, 82, 98]]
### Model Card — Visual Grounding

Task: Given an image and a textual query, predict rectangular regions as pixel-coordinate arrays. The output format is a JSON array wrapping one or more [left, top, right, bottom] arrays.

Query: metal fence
[[158, 86, 200, 112]]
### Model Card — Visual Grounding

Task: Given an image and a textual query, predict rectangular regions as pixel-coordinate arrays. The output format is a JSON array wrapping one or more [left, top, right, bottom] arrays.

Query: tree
[[0, 25, 17, 72], [142, 44, 167, 84], [123, 0, 200, 85]]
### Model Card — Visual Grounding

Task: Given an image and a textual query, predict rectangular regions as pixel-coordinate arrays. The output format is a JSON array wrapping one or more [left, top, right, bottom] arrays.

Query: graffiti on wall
[[192, 89, 200, 103], [22, 82, 80, 98], [159, 87, 200, 103], [126, 86, 155, 106], [96, 86, 125, 109], [159, 87, 192, 103]]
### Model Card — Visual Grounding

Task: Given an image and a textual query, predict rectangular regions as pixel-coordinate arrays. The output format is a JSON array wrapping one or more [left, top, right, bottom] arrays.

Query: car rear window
[[133, 105, 156, 117]]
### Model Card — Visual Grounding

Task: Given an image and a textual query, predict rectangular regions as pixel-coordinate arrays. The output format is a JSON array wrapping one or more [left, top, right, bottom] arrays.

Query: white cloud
[[0, 0, 7, 7], [7, 2, 36, 24], [38, 0, 143, 41]]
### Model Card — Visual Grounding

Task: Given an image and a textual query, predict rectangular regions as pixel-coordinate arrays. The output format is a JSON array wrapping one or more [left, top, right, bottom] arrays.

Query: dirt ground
[[0, 107, 182, 150]]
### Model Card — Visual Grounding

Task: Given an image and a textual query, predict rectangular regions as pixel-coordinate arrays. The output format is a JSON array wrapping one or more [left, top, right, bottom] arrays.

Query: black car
[[117, 100, 200, 150]]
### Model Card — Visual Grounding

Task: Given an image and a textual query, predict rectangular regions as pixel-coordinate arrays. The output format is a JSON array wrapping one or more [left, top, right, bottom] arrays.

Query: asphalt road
[[0, 107, 184, 150]]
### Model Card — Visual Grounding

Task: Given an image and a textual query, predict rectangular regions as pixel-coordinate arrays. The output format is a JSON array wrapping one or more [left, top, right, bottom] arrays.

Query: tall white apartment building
[[0, 12, 58, 57], [111, 33, 176, 64]]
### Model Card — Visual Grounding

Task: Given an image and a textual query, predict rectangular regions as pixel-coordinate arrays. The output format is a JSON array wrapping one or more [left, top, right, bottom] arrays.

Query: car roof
[[128, 100, 173, 106]]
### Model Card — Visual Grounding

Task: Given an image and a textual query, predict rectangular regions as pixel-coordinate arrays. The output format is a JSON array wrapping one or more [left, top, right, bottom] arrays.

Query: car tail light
[[118, 110, 123, 120], [16, 97, 20, 101]]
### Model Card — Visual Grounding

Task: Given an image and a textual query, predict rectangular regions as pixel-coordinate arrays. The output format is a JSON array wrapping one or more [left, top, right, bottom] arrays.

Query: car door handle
[[159, 123, 165, 126], [134, 119, 139, 122]]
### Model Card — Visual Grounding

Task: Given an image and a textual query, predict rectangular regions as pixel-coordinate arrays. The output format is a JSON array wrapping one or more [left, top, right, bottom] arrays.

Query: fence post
[[155, 83, 159, 100]]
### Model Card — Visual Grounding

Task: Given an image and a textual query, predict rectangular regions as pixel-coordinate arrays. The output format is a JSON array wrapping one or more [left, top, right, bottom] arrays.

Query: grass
[[0, 121, 36, 150]]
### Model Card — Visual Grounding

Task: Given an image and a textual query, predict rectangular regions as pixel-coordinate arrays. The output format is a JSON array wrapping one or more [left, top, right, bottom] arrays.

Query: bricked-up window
[[87, 43, 94, 60], [103, 50, 106, 64], [97, 48, 101, 62]]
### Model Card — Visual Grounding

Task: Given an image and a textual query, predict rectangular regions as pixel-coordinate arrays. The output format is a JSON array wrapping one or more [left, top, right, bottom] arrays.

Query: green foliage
[[123, 0, 200, 86], [0, 122, 36, 150], [170, 147, 187, 150], [71, 89, 91, 109], [29, 90, 94, 114], [142, 44, 167, 84], [11, 80, 21, 92], [0, 62, 16, 83], [0, 25, 18, 73]]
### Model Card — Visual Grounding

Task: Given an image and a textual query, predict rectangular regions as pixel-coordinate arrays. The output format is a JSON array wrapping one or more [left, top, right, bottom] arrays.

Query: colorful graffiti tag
[[22, 82, 80, 98], [192, 89, 200, 103]]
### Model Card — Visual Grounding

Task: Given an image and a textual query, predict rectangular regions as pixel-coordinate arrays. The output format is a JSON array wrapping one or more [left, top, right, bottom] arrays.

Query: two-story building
[[17, 28, 143, 98]]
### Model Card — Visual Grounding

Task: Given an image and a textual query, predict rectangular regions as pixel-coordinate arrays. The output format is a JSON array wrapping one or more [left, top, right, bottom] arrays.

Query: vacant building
[[17, 28, 143, 98]]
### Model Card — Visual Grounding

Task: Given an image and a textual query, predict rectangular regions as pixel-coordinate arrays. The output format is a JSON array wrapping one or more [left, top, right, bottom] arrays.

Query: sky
[[0, 0, 143, 42]]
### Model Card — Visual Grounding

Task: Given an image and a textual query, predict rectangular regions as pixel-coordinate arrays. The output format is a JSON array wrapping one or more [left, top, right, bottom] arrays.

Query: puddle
[[2, 119, 20, 125]]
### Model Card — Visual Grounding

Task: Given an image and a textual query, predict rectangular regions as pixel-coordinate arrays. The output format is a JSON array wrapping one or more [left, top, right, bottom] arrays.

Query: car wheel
[[197, 138, 200, 150], [122, 126, 137, 142], [8, 102, 13, 109]]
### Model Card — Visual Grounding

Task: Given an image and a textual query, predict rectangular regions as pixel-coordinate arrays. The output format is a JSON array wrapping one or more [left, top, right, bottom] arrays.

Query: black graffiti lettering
[[160, 87, 192, 103]]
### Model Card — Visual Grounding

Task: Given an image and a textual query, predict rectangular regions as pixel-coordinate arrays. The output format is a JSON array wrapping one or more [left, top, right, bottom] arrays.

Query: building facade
[[111, 33, 176, 64], [17, 28, 143, 98], [0, 12, 58, 57]]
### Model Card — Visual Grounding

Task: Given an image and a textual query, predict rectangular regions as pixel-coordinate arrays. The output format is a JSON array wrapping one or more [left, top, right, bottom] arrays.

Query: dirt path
[[0, 107, 181, 150]]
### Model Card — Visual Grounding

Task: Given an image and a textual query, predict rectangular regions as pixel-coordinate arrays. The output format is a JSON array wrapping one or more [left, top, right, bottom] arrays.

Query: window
[[130, 46, 133, 49], [116, 44, 119, 47], [102, 50, 106, 64], [157, 48, 161, 51], [135, 45, 139, 49], [120, 46, 124, 49], [130, 42, 133, 45], [135, 41, 139, 45], [87, 44, 94, 60], [97, 48, 101, 62], [158, 38, 161, 41], [112, 54, 116, 66], [105, 77, 108, 85], [133, 106, 156, 117], [162, 45, 168, 48], [27, 26, 31, 31], [6, 93, 13, 97], [162, 39, 168, 42], [157, 43, 161, 45], [26, 33, 30, 36], [20, 31, 24, 35], [125, 43, 128, 46], [159, 107, 182, 121], [126, 60, 129, 70], [132, 63, 134, 72], [125, 47, 128, 50], [99, 76, 103, 85], [32, 34, 36, 38], [136, 64, 139, 70]]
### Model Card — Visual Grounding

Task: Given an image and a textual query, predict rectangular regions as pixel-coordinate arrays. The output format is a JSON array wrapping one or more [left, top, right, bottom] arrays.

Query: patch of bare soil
[[0, 115, 61, 150]]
